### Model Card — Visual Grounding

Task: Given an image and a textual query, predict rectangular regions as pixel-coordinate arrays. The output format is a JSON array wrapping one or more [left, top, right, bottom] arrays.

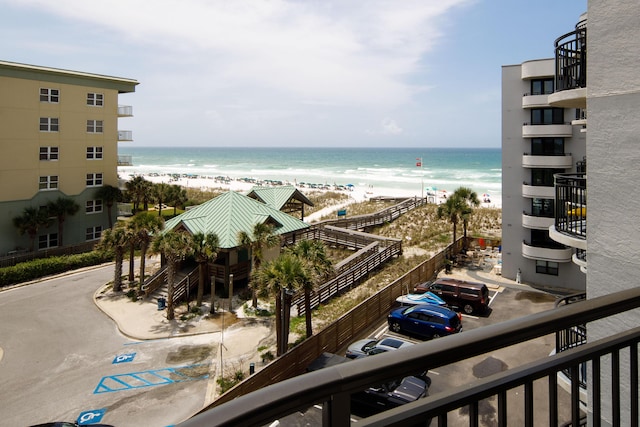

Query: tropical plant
[[45, 197, 80, 247], [124, 176, 147, 213], [437, 193, 467, 245], [150, 230, 193, 320], [237, 222, 281, 307], [189, 232, 220, 308], [254, 252, 311, 356], [12, 207, 53, 251], [167, 184, 188, 215], [452, 187, 481, 240], [95, 184, 123, 229], [152, 182, 171, 216], [287, 240, 334, 338], [96, 224, 131, 292], [128, 212, 165, 290]]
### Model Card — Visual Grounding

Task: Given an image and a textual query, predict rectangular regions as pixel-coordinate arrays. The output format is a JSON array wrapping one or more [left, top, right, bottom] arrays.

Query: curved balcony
[[548, 87, 586, 109], [522, 241, 572, 262], [522, 94, 550, 109], [117, 105, 133, 117], [522, 213, 554, 230], [554, 22, 587, 93], [521, 59, 554, 80], [522, 184, 555, 199], [118, 130, 133, 141], [522, 154, 573, 168], [522, 123, 573, 138], [553, 173, 586, 244]]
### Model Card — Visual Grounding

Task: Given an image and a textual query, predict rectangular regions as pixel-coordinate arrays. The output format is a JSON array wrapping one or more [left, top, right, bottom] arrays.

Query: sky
[[1, 0, 587, 148]]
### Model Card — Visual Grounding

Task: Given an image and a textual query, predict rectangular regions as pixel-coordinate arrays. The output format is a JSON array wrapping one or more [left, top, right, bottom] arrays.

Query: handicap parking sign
[[113, 352, 136, 364], [77, 408, 106, 425]]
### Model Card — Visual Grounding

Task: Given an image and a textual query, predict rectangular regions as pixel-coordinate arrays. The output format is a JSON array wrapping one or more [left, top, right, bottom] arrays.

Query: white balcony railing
[[118, 130, 133, 141], [118, 105, 133, 117]]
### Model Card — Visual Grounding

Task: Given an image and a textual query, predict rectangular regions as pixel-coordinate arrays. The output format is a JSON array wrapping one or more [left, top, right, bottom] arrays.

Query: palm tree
[[287, 240, 334, 338], [125, 176, 147, 213], [128, 212, 165, 290], [153, 182, 171, 216], [12, 207, 53, 251], [150, 230, 193, 320], [167, 184, 188, 216], [189, 232, 220, 308], [437, 194, 467, 245], [254, 252, 310, 356], [45, 197, 80, 247], [95, 185, 123, 229], [452, 187, 481, 241], [96, 225, 131, 292], [238, 222, 281, 308]]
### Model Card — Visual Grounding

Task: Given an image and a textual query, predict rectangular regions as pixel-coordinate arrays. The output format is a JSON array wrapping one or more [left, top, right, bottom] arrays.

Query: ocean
[[118, 146, 502, 202]]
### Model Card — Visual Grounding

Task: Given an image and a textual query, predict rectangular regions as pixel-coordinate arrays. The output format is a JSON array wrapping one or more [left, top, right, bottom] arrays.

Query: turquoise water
[[119, 146, 501, 199]]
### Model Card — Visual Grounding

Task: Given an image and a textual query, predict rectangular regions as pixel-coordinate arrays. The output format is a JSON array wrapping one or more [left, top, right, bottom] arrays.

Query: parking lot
[[275, 268, 574, 426]]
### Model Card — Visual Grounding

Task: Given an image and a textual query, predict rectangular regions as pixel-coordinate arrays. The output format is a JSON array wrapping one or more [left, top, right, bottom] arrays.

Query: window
[[86, 200, 103, 214], [86, 146, 103, 160], [39, 146, 59, 161], [87, 120, 103, 133], [86, 173, 103, 187], [531, 108, 565, 125], [38, 233, 58, 250], [532, 198, 554, 217], [40, 88, 59, 103], [39, 175, 59, 190], [536, 260, 559, 276], [531, 169, 563, 186], [531, 78, 554, 95], [531, 138, 565, 155], [86, 226, 102, 241], [87, 93, 104, 106], [40, 117, 59, 132], [531, 229, 565, 249]]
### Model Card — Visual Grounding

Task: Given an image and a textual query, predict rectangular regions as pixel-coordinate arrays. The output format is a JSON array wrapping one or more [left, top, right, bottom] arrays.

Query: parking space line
[[94, 364, 210, 394]]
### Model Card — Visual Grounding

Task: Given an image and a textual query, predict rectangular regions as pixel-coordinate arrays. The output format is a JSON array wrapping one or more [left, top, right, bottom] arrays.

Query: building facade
[[0, 61, 138, 255], [502, 56, 586, 291]]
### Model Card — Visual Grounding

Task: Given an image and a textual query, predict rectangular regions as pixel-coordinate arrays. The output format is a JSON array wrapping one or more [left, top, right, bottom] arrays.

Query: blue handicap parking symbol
[[77, 408, 106, 425], [113, 352, 136, 364]]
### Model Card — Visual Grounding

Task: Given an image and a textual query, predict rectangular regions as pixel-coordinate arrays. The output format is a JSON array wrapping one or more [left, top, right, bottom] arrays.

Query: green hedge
[[0, 251, 112, 288]]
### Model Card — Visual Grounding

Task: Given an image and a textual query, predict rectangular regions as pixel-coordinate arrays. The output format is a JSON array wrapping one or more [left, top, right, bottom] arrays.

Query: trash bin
[[157, 297, 166, 310]]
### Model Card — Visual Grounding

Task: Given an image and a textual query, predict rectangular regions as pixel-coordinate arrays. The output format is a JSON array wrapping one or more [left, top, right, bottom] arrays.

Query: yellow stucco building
[[0, 60, 138, 255]]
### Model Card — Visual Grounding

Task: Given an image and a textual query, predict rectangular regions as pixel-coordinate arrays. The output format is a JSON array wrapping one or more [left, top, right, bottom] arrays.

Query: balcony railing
[[117, 105, 133, 117], [178, 287, 640, 427], [555, 21, 587, 92], [554, 173, 587, 240], [117, 155, 132, 166], [118, 130, 133, 141]]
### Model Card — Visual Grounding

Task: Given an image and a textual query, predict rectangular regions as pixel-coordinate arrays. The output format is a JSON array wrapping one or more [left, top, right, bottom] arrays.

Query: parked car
[[351, 374, 431, 417], [388, 304, 462, 339], [345, 336, 414, 359], [306, 353, 431, 419], [414, 278, 489, 315], [395, 291, 446, 307]]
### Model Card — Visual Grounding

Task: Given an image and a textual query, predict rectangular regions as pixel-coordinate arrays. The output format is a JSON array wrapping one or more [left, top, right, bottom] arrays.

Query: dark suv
[[414, 278, 489, 314]]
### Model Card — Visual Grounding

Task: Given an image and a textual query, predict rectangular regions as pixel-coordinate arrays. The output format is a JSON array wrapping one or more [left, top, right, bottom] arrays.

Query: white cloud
[[2, 0, 474, 146]]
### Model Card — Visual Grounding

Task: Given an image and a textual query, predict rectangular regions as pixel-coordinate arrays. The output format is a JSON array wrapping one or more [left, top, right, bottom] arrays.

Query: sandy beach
[[120, 171, 502, 210]]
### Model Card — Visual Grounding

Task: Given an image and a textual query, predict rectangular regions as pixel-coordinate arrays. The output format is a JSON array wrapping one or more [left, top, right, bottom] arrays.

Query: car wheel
[[432, 333, 440, 339], [390, 322, 402, 333], [463, 304, 474, 315]]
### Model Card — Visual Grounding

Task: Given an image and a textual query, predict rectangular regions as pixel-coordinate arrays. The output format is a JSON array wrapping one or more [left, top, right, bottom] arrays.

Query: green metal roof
[[246, 185, 314, 210], [163, 191, 309, 248]]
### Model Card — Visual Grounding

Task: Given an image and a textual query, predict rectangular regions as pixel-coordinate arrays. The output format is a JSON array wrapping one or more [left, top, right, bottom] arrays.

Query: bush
[[0, 251, 111, 288]]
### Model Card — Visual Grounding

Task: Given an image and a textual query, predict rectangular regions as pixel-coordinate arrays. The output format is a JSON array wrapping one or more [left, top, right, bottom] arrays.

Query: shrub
[[0, 251, 111, 288]]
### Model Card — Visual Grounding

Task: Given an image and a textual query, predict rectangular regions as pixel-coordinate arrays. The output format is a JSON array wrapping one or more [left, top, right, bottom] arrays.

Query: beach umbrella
[[482, 193, 491, 198]]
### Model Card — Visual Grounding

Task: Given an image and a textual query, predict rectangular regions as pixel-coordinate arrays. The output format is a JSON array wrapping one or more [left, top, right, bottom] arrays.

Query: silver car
[[345, 336, 414, 359]]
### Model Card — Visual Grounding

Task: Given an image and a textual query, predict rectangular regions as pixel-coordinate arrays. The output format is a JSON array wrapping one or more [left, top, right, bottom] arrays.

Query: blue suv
[[388, 304, 462, 339]]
